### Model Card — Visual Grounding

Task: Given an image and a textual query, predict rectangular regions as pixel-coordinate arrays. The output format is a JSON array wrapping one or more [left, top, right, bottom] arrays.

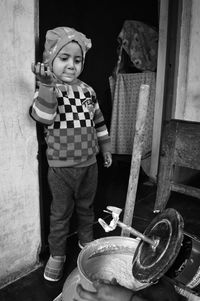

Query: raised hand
[[31, 62, 56, 85]]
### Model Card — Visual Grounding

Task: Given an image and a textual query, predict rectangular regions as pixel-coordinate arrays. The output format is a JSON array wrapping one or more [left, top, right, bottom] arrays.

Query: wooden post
[[150, 0, 169, 180], [122, 84, 150, 237]]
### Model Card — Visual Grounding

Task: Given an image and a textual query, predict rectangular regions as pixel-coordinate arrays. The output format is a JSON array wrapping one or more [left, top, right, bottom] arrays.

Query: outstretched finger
[[40, 63, 46, 76], [34, 62, 42, 75], [45, 66, 52, 77]]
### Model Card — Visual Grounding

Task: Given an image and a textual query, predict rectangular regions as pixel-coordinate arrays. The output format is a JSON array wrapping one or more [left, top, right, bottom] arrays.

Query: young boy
[[30, 27, 112, 282]]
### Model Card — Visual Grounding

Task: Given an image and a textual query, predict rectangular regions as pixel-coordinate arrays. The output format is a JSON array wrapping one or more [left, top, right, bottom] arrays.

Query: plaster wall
[[184, 0, 200, 121], [0, 0, 41, 287], [173, 0, 200, 121]]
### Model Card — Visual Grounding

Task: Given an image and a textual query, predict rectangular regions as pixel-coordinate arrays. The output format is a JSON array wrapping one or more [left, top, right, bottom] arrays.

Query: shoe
[[44, 255, 66, 281], [78, 240, 93, 249]]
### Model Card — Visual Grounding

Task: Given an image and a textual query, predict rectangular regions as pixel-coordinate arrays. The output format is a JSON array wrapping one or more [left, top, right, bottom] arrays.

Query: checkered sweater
[[31, 80, 111, 167]]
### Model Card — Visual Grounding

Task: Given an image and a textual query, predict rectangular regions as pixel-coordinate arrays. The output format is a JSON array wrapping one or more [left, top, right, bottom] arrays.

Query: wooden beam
[[150, 0, 169, 180], [122, 84, 150, 236]]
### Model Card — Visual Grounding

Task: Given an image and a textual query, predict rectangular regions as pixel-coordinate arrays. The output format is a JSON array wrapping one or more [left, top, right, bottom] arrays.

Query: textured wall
[[173, 0, 200, 121], [0, 0, 41, 287], [184, 0, 200, 120]]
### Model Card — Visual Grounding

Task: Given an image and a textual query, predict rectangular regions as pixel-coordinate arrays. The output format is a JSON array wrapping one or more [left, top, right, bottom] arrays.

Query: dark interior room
[[37, 0, 159, 255]]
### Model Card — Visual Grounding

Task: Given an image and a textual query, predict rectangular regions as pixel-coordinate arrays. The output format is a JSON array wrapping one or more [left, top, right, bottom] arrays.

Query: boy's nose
[[67, 58, 75, 69]]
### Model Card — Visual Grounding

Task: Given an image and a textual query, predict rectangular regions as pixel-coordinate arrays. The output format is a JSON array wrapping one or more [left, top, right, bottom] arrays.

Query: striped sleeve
[[94, 101, 111, 153], [30, 84, 58, 125]]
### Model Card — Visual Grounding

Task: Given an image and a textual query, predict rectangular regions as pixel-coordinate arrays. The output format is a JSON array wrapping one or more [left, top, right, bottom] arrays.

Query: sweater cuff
[[38, 84, 57, 106], [39, 82, 56, 88]]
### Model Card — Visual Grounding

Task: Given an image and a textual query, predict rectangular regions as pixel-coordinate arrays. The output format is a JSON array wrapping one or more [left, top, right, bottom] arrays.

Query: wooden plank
[[122, 84, 150, 236], [172, 0, 192, 120], [150, 0, 169, 180], [154, 120, 200, 212], [174, 122, 200, 169], [154, 121, 176, 212], [171, 182, 200, 199]]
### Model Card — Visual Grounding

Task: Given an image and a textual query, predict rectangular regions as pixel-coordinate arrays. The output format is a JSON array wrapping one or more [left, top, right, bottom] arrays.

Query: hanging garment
[[109, 72, 156, 159], [116, 20, 158, 73], [109, 20, 157, 175]]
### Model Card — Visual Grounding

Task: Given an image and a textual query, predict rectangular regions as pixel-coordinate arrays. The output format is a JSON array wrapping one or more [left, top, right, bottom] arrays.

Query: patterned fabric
[[31, 80, 111, 167], [109, 72, 156, 158], [117, 20, 158, 72]]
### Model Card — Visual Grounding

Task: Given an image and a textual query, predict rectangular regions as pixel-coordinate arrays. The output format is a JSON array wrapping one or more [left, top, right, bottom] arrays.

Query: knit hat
[[43, 27, 92, 68]]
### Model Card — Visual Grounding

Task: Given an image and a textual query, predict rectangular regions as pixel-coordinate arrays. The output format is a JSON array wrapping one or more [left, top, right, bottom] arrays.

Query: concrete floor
[[0, 156, 200, 300]]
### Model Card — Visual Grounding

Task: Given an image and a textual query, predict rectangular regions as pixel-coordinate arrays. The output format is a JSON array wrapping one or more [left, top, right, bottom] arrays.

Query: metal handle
[[117, 221, 156, 247]]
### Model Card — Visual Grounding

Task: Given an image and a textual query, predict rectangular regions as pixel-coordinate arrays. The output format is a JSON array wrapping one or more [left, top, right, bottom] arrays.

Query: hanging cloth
[[109, 72, 156, 157], [109, 21, 158, 175], [116, 20, 158, 73]]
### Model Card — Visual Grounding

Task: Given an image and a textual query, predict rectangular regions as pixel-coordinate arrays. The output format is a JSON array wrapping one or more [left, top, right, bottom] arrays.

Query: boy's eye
[[75, 58, 82, 64], [59, 55, 68, 61], [58, 56, 82, 64]]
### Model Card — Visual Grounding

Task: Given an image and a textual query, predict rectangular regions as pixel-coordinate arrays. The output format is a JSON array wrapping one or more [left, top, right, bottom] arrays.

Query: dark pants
[[47, 163, 98, 256]]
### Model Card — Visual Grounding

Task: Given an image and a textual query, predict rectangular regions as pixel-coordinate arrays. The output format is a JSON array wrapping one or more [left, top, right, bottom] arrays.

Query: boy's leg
[[48, 167, 75, 256], [75, 163, 98, 244]]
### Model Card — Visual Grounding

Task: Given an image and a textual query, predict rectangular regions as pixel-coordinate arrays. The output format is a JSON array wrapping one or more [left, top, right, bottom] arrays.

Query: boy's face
[[52, 41, 83, 84]]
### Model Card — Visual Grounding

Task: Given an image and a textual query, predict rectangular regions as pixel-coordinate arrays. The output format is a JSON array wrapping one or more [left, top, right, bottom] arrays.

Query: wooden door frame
[[34, 0, 50, 255], [149, 0, 169, 180]]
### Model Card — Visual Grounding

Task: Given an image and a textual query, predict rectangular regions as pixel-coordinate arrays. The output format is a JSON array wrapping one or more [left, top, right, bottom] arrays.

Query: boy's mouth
[[63, 73, 75, 78]]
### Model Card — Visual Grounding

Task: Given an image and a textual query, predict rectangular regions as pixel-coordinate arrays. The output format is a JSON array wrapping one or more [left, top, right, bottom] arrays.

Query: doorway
[[36, 0, 159, 255]]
